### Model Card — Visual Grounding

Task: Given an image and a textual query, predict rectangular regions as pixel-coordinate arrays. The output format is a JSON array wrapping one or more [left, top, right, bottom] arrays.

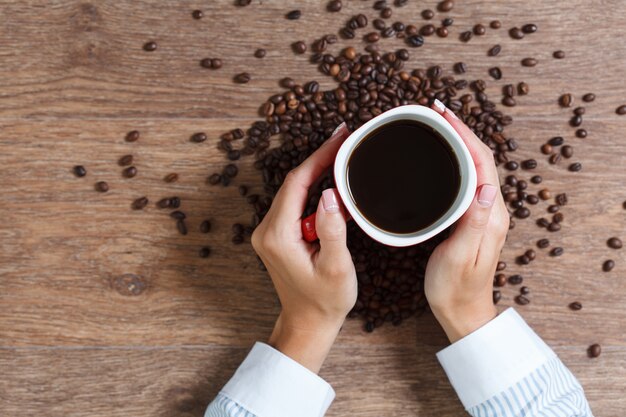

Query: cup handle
[[301, 213, 318, 242]]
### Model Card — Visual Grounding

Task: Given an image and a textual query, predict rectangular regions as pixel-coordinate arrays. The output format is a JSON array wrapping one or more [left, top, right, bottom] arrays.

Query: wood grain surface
[[1, 1, 625, 416]]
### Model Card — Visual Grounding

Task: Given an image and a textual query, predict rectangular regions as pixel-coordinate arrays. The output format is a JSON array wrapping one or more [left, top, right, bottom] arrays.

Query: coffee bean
[[224, 164, 238, 178], [531, 175, 542, 184], [549, 153, 561, 164], [373, 0, 386, 10], [617, 105, 626, 115], [518, 82, 530, 95], [553, 212, 564, 223], [521, 57, 537, 67], [527, 195, 539, 205], [199, 247, 211, 258], [73, 165, 86, 177], [170, 210, 186, 220], [365, 32, 381, 43], [508, 275, 523, 285], [509, 27, 524, 39], [559, 94, 573, 107], [490, 20, 501, 29], [576, 129, 587, 138], [570, 115, 582, 126], [123, 166, 137, 178], [522, 159, 537, 169], [374, 19, 386, 30], [199, 220, 212, 234], [515, 295, 530, 305], [132, 197, 148, 210], [488, 44, 501, 56], [208, 173, 221, 185], [574, 106, 585, 116], [126, 130, 140, 142], [356, 14, 368, 27], [254, 48, 266, 58], [438, 0, 454, 12], [548, 204, 560, 213], [442, 18, 453, 27], [473, 24, 486, 35], [553, 50, 565, 59], [515, 207, 530, 219], [518, 254, 531, 265], [541, 144, 553, 155], [286, 10, 301, 20], [582, 93, 595, 102], [602, 260, 615, 272], [505, 161, 519, 170], [380, 7, 392, 19], [210, 58, 222, 69], [191, 132, 207, 143], [536, 190, 550, 201], [548, 222, 561, 232], [607, 237, 622, 249], [421, 9, 434, 19], [561, 145, 574, 158], [192, 9, 203, 19], [118, 155, 133, 166], [495, 274, 507, 287], [327, 0, 342, 12], [143, 41, 157, 52], [436, 27, 448, 37], [588, 344, 601, 358], [569, 162, 582, 172], [550, 247, 564, 257], [396, 48, 410, 61], [234, 73, 251, 83], [537, 218, 550, 228], [502, 96, 516, 107], [95, 181, 109, 192], [537, 238, 550, 248], [460, 31, 473, 42], [454, 62, 467, 74], [488, 67, 502, 80], [496, 261, 507, 271], [520, 287, 530, 296], [170, 197, 180, 209], [568, 301, 582, 310], [522, 23, 537, 33], [407, 35, 424, 47], [157, 198, 171, 209], [548, 136, 564, 146], [493, 290, 501, 304], [236, 0, 251, 6], [176, 219, 188, 235]]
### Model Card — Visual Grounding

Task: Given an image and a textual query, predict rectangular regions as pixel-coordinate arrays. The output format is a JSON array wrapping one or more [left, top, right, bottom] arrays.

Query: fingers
[[445, 184, 498, 260], [431, 100, 500, 187], [271, 123, 351, 221], [314, 188, 352, 277]]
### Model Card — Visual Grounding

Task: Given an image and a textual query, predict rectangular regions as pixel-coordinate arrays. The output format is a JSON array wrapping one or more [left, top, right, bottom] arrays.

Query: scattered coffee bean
[[191, 132, 207, 143], [602, 260, 615, 272], [505, 161, 519, 170], [286, 10, 301, 20], [549, 153, 561, 164], [521, 57, 537, 67], [548, 204, 560, 213], [200, 220, 212, 233], [210, 58, 222, 69], [164, 173, 179, 183], [380, 7, 392, 19], [132, 197, 149, 210], [569, 301, 582, 311], [170, 197, 180, 208], [157, 198, 171, 209], [365, 32, 381, 43], [522, 159, 537, 169], [493, 290, 501, 304], [421, 9, 434, 20], [549, 136, 564, 146], [126, 130, 140, 142], [176, 219, 188, 235], [531, 175, 542, 184], [537, 238, 550, 248], [538, 189, 550, 200], [119, 155, 133, 166], [495, 274, 507, 287], [436, 27, 448, 37], [488, 67, 502, 80], [509, 27, 524, 39], [559, 93, 573, 107], [454, 62, 467, 74], [490, 20, 501, 29], [582, 93, 595, 102], [73, 165, 86, 177], [442, 18, 453, 27], [569, 162, 582, 172], [555, 192, 569, 205], [525, 249, 536, 260], [553, 50, 565, 59], [143, 41, 157, 52], [522, 23, 537, 33], [488, 45, 501, 57], [515, 207, 530, 219], [550, 247, 564, 256], [123, 166, 137, 178], [497, 261, 507, 271], [561, 145, 574, 158], [374, 19, 386, 30], [508, 274, 523, 285], [192, 9, 203, 19], [407, 35, 424, 47], [617, 105, 626, 115], [199, 246, 211, 258], [515, 295, 530, 305], [537, 218, 550, 228], [588, 344, 601, 358], [576, 129, 587, 138], [236, 0, 251, 6], [541, 144, 553, 155], [548, 222, 561, 232], [527, 195, 539, 204], [170, 210, 186, 220], [208, 173, 221, 185], [520, 286, 530, 295], [518, 82, 529, 95], [607, 237, 622, 249], [460, 31, 473, 42], [438, 0, 454, 12], [234, 72, 251, 83], [473, 24, 486, 35], [502, 96, 516, 107], [553, 212, 564, 223], [95, 181, 109, 192], [254, 48, 266, 58], [518, 254, 530, 265], [574, 106, 586, 116], [327, 0, 342, 12]]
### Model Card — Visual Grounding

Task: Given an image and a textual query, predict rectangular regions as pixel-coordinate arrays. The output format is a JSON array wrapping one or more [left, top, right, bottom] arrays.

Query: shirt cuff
[[220, 342, 335, 417], [436, 308, 556, 410]]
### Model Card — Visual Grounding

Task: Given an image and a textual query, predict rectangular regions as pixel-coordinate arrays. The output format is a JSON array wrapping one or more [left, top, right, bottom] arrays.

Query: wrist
[[268, 313, 343, 374], [432, 303, 497, 344]]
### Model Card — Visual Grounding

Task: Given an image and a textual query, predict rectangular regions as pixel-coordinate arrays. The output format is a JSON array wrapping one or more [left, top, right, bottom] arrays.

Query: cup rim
[[333, 105, 477, 247]]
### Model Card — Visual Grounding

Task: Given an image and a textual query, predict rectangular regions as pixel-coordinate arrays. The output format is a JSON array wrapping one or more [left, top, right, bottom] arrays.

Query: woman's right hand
[[425, 100, 510, 343]]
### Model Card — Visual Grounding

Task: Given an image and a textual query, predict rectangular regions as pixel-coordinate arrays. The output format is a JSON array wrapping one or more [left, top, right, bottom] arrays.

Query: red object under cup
[[301, 213, 318, 242]]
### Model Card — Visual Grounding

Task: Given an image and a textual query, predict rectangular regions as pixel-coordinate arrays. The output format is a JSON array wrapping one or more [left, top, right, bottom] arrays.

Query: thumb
[[315, 188, 351, 275], [446, 184, 498, 256]]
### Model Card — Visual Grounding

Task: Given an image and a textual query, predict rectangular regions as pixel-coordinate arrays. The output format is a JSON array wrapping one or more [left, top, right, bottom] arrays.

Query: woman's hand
[[251, 123, 357, 373], [425, 100, 510, 343]]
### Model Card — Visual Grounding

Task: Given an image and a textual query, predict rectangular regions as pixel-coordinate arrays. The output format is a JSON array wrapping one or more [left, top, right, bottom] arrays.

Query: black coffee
[[347, 120, 460, 234]]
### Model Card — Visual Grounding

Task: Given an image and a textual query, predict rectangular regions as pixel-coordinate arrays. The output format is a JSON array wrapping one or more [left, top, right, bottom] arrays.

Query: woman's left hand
[[251, 123, 357, 373]]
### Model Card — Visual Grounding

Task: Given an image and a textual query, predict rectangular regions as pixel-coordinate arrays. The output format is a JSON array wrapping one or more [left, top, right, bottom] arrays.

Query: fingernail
[[445, 108, 459, 120], [322, 188, 340, 212], [331, 122, 347, 137], [433, 99, 446, 114], [477, 184, 497, 207]]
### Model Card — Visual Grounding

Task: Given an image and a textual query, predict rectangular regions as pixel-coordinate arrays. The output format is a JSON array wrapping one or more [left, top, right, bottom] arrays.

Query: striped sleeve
[[205, 393, 257, 417], [437, 308, 593, 417]]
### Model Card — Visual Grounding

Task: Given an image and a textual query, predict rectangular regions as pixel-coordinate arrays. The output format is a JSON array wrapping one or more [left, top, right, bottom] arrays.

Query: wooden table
[[1, 1, 625, 416]]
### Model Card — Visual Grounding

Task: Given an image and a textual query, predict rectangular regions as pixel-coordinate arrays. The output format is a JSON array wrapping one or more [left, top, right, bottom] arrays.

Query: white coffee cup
[[302, 105, 477, 247]]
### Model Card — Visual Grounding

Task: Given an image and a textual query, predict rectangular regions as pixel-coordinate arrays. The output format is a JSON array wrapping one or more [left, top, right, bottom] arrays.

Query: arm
[[205, 123, 355, 417], [427, 100, 593, 417]]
